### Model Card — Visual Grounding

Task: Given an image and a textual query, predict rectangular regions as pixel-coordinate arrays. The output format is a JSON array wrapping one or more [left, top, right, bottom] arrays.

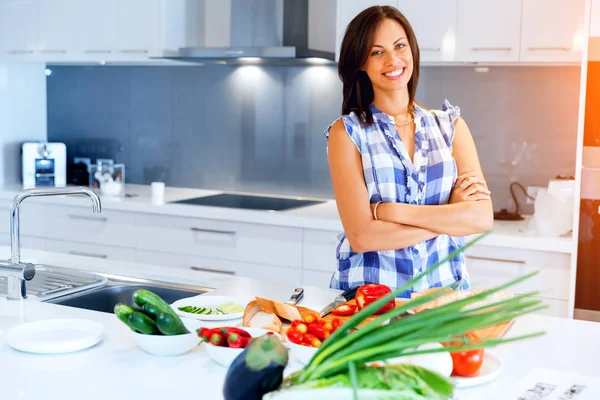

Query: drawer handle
[[190, 266, 236, 275], [68, 214, 108, 222], [119, 49, 149, 54], [83, 49, 113, 54], [466, 255, 526, 264], [68, 251, 108, 259], [190, 227, 236, 235], [40, 49, 67, 54], [421, 47, 441, 52], [471, 47, 512, 52], [8, 50, 34, 54], [527, 46, 571, 52]]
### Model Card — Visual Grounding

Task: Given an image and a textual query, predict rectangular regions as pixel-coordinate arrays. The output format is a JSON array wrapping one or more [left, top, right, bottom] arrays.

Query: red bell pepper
[[355, 284, 396, 315], [330, 303, 357, 316]]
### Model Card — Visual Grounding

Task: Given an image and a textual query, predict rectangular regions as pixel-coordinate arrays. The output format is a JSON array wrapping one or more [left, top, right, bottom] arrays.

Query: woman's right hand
[[449, 172, 491, 204]]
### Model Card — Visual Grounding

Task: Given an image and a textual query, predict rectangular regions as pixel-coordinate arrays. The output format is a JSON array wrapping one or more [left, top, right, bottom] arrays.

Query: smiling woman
[[325, 6, 493, 297]]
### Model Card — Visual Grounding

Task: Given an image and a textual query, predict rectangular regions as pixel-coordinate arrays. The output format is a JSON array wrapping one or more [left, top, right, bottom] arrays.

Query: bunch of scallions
[[279, 232, 547, 398]]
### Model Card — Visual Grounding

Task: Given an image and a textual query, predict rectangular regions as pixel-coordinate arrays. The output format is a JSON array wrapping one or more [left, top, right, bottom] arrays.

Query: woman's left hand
[[450, 172, 491, 203]]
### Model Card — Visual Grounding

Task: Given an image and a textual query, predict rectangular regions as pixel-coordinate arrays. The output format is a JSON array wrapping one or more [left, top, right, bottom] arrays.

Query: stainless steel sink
[[47, 272, 214, 314]]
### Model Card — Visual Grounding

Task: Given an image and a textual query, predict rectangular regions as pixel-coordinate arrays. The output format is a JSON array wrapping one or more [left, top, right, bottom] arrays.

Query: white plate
[[171, 295, 250, 321], [453, 352, 502, 388], [265, 388, 402, 400], [5, 319, 104, 354]]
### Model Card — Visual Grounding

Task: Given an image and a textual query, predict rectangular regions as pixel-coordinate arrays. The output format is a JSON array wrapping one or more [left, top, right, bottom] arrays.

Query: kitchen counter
[[0, 183, 574, 253], [0, 246, 598, 400]]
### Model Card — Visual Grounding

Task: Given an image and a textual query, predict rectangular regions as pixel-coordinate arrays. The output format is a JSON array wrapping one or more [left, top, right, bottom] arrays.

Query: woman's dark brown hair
[[339, 6, 420, 125]]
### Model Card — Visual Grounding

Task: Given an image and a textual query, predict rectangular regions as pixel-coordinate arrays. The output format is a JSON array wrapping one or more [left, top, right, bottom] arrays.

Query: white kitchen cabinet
[[0, 233, 46, 251], [0, 199, 46, 238], [44, 204, 136, 248], [520, 0, 586, 63], [456, 0, 522, 62], [46, 238, 135, 262], [134, 213, 303, 269], [464, 244, 572, 317], [397, 0, 457, 62], [135, 249, 303, 284], [302, 229, 339, 273], [0, 0, 39, 59], [77, 0, 118, 57], [116, 0, 161, 57], [38, 0, 77, 56]]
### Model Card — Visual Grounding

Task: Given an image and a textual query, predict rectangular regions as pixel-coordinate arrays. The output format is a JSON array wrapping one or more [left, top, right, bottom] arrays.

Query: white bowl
[[286, 340, 319, 365], [265, 388, 401, 400], [131, 318, 201, 356], [205, 327, 281, 367]]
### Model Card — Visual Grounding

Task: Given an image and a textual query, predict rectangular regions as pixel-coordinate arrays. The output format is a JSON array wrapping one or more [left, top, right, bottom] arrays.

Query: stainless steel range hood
[[163, 0, 336, 65]]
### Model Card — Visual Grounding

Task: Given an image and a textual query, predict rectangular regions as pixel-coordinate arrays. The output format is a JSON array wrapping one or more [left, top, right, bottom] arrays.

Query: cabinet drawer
[[134, 214, 302, 268], [302, 229, 340, 273], [302, 269, 333, 289], [0, 233, 45, 251], [465, 245, 571, 300], [46, 239, 135, 262], [45, 204, 135, 247], [135, 250, 302, 284], [0, 199, 46, 236]]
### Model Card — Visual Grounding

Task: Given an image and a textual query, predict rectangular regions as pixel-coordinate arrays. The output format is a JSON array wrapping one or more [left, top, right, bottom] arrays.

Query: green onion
[[289, 232, 547, 386]]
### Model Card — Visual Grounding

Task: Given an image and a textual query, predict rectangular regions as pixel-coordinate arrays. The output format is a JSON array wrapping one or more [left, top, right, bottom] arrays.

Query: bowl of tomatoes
[[284, 314, 344, 365]]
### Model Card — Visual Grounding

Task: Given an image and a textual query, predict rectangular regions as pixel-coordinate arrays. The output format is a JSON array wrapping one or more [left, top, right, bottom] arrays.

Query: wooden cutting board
[[319, 299, 514, 340], [254, 296, 513, 341]]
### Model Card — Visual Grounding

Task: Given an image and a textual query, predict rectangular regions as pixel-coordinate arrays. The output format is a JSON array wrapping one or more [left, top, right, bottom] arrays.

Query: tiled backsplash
[[47, 64, 581, 214]]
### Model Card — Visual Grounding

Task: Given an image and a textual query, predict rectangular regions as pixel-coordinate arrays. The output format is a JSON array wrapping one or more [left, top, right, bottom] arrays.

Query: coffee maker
[[21, 142, 67, 188]]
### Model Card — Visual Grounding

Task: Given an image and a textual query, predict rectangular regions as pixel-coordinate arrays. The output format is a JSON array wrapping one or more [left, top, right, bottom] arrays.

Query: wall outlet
[[526, 186, 544, 204]]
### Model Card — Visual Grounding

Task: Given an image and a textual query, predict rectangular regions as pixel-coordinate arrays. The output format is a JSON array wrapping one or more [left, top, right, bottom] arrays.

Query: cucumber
[[114, 304, 138, 332], [128, 311, 161, 335], [141, 303, 161, 319], [156, 312, 190, 335], [132, 289, 178, 319]]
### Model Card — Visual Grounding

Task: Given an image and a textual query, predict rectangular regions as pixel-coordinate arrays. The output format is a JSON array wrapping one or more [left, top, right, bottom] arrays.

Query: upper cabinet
[[0, 0, 589, 64], [1, 0, 38, 57], [397, 0, 457, 63], [456, 0, 522, 62], [0, 0, 187, 63], [520, 0, 586, 63]]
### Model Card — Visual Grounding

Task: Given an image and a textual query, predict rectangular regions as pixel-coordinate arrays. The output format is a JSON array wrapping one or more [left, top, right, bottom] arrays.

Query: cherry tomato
[[330, 303, 357, 316], [323, 322, 334, 332], [296, 323, 308, 334], [304, 314, 318, 324], [307, 323, 326, 340], [290, 319, 304, 328], [303, 333, 322, 347], [286, 327, 304, 345]]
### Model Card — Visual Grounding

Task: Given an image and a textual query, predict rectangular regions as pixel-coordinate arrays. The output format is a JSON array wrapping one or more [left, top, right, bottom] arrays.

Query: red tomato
[[286, 327, 304, 345], [443, 331, 485, 377], [355, 284, 396, 315], [331, 303, 357, 316]]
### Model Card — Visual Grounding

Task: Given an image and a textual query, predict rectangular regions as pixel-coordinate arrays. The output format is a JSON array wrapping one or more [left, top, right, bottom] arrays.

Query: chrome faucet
[[1, 187, 101, 300]]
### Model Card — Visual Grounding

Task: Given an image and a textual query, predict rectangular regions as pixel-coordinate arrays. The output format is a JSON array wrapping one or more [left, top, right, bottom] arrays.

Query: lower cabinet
[[465, 244, 572, 317], [134, 249, 303, 284], [45, 239, 136, 262]]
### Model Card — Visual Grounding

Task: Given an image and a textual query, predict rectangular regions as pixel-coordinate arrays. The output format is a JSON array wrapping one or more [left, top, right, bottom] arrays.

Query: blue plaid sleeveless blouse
[[325, 100, 470, 298]]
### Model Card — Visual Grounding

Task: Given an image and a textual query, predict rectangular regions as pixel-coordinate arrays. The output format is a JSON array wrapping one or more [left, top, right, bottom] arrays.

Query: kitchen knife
[[319, 287, 358, 318], [284, 287, 304, 305]]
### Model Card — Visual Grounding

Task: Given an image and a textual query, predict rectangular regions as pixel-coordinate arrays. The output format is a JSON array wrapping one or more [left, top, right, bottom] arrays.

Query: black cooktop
[[171, 193, 324, 211]]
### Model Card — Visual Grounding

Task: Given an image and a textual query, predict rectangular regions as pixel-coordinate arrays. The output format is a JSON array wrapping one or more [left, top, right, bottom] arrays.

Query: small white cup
[[151, 182, 165, 205]]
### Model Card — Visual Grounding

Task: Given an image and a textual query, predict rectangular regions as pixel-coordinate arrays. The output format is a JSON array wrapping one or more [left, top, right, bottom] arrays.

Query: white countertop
[[0, 183, 574, 253], [0, 247, 598, 400]]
